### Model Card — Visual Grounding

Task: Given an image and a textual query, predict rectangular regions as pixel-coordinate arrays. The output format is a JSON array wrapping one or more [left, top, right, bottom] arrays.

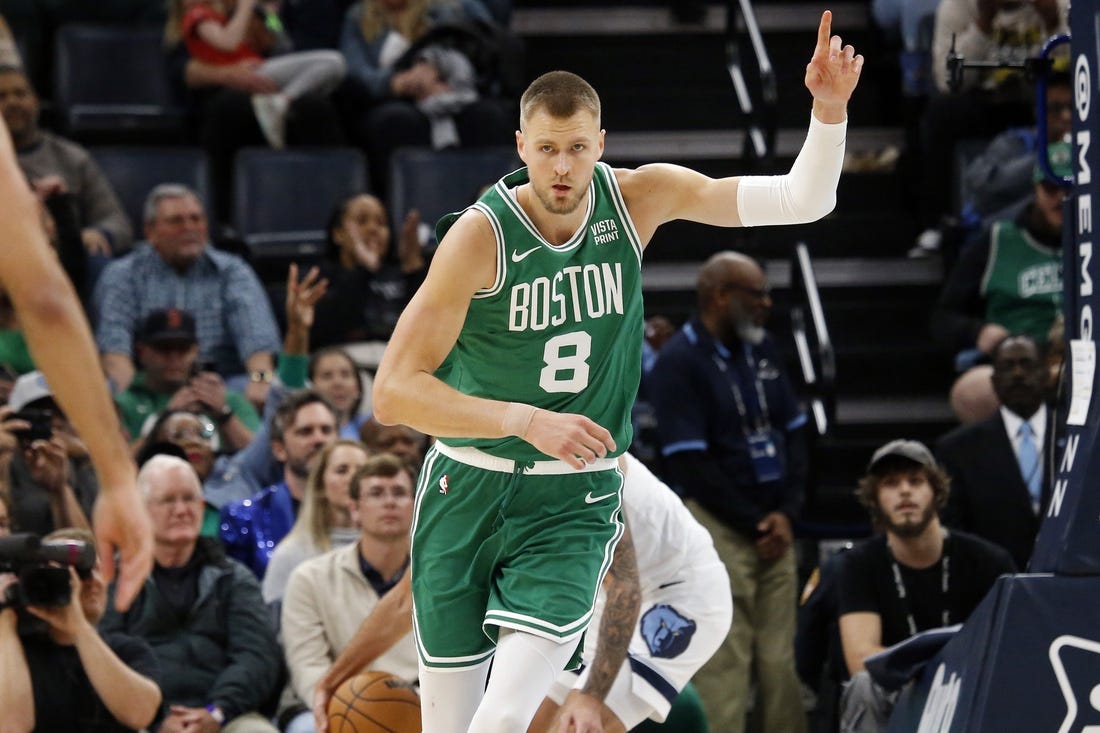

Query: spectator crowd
[[0, 1, 1076, 732]]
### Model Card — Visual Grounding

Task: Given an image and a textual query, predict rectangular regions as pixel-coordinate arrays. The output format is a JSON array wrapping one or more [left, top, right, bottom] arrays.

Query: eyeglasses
[[360, 486, 414, 502], [157, 213, 205, 227], [723, 283, 771, 300], [166, 421, 216, 443], [150, 493, 203, 508]]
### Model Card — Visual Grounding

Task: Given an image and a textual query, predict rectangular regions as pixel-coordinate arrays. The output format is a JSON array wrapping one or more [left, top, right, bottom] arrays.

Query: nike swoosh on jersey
[[511, 246, 541, 262], [584, 491, 617, 504]]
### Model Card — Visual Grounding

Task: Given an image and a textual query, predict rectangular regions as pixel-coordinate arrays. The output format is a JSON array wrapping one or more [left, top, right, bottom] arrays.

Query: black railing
[[724, 0, 777, 165], [789, 242, 836, 436]]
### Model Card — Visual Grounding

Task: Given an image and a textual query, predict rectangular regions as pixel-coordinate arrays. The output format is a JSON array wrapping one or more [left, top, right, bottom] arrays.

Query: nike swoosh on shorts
[[584, 491, 617, 504]]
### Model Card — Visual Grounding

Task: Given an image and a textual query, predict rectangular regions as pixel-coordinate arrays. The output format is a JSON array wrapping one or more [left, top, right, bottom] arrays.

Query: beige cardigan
[[281, 541, 419, 703]]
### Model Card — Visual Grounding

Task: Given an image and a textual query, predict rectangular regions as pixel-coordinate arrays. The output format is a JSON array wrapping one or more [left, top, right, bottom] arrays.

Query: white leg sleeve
[[419, 656, 492, 733], [466, 630, 580, 733], [736, 113, 847, 227]]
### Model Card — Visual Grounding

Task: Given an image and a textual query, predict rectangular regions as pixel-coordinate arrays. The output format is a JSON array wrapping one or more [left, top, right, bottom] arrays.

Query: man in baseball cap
[[8, 369, 56, 413], [115, 308, 258, 450], [3, 369, 99, 535], [833, 439, 1015, 733]]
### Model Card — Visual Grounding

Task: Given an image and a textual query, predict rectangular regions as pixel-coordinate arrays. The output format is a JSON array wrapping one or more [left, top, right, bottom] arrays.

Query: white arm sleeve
[[735, 113, 847, 227]]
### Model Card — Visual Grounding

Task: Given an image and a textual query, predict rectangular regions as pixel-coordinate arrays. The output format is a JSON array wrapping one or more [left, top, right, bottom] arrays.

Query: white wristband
[[501, 402, 537, 439], [736, 112, 846, 227]]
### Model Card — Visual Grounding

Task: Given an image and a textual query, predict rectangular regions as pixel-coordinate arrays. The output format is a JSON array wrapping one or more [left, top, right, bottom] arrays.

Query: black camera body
[[12, 408, 53, 443], [190, 360, 219, 379], [0, 533, 95, 608]]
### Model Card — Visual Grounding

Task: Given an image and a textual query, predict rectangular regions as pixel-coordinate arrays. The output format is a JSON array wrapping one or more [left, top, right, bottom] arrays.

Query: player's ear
[[515, 129, 527, 162]]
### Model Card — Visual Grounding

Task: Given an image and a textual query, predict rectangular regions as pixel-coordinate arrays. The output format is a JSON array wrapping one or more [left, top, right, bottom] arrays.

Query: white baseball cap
[[8, 371, 53, 412]]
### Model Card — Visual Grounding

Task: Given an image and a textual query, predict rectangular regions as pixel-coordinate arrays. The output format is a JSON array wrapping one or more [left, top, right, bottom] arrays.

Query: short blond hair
[[520, 71, 601, 130]]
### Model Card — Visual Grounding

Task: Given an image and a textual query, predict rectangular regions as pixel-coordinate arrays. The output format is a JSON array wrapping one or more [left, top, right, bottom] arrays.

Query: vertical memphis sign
[[1031, 2, 1100, 574]]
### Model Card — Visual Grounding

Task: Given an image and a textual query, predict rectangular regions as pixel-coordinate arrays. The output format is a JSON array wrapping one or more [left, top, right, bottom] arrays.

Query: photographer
[[4, 371, 97, 535], [0, 528, 162, 732], [118, 308, 259, 454]]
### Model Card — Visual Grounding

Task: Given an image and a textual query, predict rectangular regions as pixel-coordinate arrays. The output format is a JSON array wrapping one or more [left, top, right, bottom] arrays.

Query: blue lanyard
[[711, 346, 771, 431]]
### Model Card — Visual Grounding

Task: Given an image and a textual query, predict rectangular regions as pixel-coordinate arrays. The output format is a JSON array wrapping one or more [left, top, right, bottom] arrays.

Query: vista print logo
[[916, 664, 961, 733]]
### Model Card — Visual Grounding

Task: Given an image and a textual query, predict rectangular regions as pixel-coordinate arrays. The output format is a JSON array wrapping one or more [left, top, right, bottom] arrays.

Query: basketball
[[327, 671, 421, 733]]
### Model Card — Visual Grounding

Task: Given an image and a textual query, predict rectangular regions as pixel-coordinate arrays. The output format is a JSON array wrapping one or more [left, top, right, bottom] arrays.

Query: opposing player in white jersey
[[310, 452, 731, 733], [530, 452, 732, 732]]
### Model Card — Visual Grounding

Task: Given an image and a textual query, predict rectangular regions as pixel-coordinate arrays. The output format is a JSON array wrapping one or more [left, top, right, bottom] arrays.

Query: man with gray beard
[[649, 250, 809, 733], [836, 440, 1015, 733]]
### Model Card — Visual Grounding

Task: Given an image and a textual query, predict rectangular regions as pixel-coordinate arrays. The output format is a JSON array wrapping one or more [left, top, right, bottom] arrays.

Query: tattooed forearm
[[582, 522, 641, 701]]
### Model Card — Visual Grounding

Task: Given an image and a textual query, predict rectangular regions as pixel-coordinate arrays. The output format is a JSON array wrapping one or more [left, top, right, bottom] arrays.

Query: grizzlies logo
[[640, 604, 696, 659]]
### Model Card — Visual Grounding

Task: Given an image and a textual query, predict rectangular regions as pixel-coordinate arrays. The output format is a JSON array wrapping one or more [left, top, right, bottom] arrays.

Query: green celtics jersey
[[434, 162, 645, 462], [980, 220, 1062, 344]]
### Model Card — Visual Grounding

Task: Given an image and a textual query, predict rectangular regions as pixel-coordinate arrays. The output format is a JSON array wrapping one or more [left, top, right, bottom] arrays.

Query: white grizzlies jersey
[[553, 453, 732, 725], [621, 452, 718, 594]]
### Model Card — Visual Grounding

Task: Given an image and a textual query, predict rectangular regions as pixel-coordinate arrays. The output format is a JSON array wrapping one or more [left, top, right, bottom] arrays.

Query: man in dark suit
[[935, 334, 1050, 569]]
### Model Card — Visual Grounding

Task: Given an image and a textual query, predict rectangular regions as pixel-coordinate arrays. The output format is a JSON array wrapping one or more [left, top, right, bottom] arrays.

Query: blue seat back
[[53, 25, 185, 137], [90, 146, 210, 237], [232, 147, 369, 261], [388, 146, 521, 236]]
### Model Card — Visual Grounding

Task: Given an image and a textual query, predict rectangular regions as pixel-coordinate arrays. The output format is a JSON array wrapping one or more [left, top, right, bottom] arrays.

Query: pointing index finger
[[816, 10, 833, 56]]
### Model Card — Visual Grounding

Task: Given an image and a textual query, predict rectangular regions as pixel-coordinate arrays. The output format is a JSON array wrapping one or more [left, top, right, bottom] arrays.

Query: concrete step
[[601, 127, 904, 164], [642, 255, 942, 292], [512, 3, 871, 36]]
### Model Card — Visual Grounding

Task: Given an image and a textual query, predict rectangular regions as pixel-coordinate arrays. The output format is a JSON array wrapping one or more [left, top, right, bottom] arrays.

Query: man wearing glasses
[[649, 250, 810, 733]]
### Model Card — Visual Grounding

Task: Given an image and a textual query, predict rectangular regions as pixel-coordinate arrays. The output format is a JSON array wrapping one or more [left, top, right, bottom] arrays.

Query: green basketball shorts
[[410, 441, 625, 670]]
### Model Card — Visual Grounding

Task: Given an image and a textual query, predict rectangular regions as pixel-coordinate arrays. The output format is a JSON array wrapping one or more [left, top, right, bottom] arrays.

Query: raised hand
[[398, 209, 424, 273], [804, 10, 863, 115], [286, 262, 329, 333]]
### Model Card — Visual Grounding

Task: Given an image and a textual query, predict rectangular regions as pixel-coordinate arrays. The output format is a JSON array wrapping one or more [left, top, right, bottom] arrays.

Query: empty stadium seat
[[53, 25, 186, 140], [232, 147, 368, 267], [90, 146, 211, 237], [388, 146, 521, 234]]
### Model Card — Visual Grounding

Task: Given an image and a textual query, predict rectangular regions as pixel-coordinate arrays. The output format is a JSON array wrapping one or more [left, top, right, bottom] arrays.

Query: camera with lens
[[11, 408, 54, 443], [0, 533, 95, 608]]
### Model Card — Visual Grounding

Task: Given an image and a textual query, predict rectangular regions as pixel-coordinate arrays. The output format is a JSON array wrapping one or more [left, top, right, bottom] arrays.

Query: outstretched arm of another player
[[311, 571, 414, 733], [0, 116, 150, 611], [622, 10, 863, 238], [551, 523, 640, 733], [373, 211, 615, 469]]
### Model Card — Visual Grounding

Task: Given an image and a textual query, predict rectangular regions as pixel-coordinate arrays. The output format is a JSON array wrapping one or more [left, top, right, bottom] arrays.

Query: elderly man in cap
[[2, 370, 99, 534], [835, 439, 1016, 733], [115, 307, 259, 452]]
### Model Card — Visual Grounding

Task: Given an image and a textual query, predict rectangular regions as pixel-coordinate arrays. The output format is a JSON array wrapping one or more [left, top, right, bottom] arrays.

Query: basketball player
[[530, 452, 732, 733], [310, 454, 729, 733], [372, 11, 862, 732], [0, 115, 150, 611]]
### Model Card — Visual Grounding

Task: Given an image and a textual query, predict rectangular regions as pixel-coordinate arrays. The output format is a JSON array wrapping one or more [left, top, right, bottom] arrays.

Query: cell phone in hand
[[190, 360, 219, 378], [11, 408, 53, 443]]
